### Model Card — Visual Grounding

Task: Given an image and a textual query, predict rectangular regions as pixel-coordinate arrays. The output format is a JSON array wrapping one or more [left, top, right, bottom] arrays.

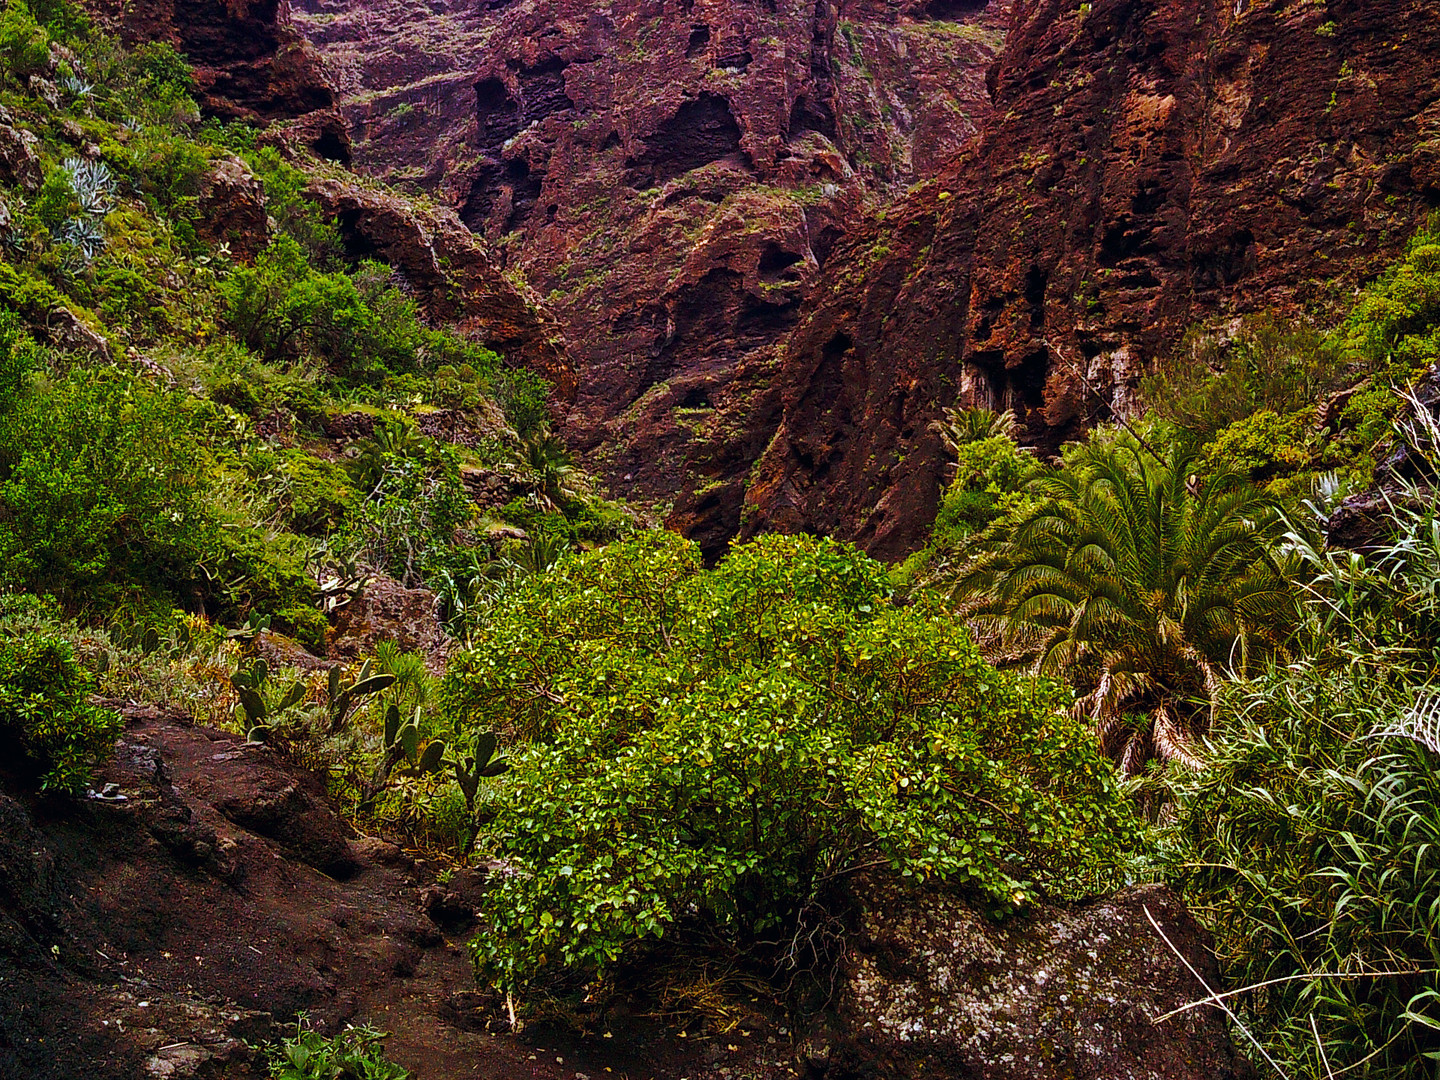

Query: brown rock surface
[[326, 572, 450, 672], [295, 0, 1010, 556], [747, 0, 1440, 557], [98, 0, 351, 160], [812, 880, 1253, 1079], [0, 706, 1250, 1080]]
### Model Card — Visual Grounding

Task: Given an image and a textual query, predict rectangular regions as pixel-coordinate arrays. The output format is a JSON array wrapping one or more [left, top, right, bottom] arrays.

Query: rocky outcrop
[[100, 0, 350, 160], [326, 572, 450, 673], [304, 174, 575, 403], [811, 881, 1252, 1079], [746, 0, 1440, 557], [195, 155, 270, 257], [295, 0, 1009, 556]]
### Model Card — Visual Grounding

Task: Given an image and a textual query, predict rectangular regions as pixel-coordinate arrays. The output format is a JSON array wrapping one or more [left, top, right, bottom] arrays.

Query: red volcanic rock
[[295, 0, 1009, 557], [304, 174, 575, 403], [195, 155, 270, 258], [746, 0, 1440, 558], [102, 0, 350, 161]]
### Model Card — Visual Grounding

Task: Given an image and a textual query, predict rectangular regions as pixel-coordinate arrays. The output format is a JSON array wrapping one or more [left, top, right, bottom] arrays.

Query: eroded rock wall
[[745, 0, 1440, 557], [101, 0, 352, 159], [296, 0, 1009, 556]]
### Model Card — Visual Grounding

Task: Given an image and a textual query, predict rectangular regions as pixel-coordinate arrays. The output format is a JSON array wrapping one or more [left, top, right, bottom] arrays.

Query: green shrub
[[1142, 315, 1342, 441], [0, 0, 51, 83], [220, 238, 427, 383], [452, 533, 1142, 996], [0, 632, 122, 794], [0, 307, 39, 416], [279, 450, 354, 536], [268, 1019, 408, 1080], [0, 370, 219, 613], [275, 604, 329, 653], [1197, 406, 1311, 481]]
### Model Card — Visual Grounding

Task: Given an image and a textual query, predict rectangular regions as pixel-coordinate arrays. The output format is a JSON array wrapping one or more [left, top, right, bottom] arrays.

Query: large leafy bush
[[449, 533, 1141, 994]]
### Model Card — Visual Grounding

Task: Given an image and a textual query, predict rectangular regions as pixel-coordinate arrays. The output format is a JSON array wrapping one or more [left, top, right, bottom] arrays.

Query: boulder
[[0, 122, 42, 190], [812, 881, 1254, 1080], [326, 573, 449, 674], [195, 155, 269, 258]]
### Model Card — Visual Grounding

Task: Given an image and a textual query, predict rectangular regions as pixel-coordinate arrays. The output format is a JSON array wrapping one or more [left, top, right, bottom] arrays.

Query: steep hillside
[[744, 0, 1440, 556], [295, 0, 1009, 555]]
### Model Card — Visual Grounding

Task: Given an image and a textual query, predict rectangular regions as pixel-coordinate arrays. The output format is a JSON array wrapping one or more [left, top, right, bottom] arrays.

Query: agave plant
[[64, 158, 117, 218], [59, 216, 105, 267], [955, 435, 1299, 773], [60, 74, 95, 100]]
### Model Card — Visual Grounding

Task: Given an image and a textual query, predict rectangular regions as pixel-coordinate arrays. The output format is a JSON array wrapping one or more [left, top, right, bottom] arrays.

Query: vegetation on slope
[[5, 0, 1440, 1073]]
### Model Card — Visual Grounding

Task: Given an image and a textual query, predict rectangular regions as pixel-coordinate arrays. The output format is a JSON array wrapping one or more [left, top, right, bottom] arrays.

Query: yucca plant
[[955, 435, 1298, 772]]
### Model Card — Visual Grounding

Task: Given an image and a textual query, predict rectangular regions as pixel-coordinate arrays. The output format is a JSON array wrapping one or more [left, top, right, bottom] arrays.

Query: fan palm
[[931, 405, 1022, 458], [955, 436, 1298, 773]]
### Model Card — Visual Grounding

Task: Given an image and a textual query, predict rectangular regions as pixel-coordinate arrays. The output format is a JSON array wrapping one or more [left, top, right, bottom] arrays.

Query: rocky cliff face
[[101, 0, 352, 160], [295, 0, 1009, 556], [745, 0, 1440, 557]]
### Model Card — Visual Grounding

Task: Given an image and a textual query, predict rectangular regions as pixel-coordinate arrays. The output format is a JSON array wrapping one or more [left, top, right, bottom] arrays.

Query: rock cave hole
[[687, 24, 710, 56], [758, 243, 804, 282], [474, 76, 520, 147], [920, 0, 988, 18], [624, 92, 746, 189]]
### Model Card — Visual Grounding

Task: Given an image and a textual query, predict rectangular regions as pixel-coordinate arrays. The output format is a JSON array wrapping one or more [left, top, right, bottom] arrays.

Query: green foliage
[[269, 1019, 408, 1080], [1142, 316, 1340, 442], [0, 306, 40, 416], [1167, 666, 1440, 1078], [0, 369, 219, 613], [221, 238, 426, 383], [1196, 407, 1311, 482], [453, 533, 1141, 995], [932, 434, 1040, 548], [955, 434, 1298, 773], [0, 0, 51, 83], [0, 631, 122, 793]]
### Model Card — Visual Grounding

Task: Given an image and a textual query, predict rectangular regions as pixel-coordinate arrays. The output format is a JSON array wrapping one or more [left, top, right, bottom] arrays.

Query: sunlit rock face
[[295, 0, 1009, 557]]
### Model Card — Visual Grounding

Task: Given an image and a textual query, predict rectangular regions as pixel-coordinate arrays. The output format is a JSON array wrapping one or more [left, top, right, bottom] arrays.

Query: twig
[[1144, 905, 1293, 1080], [1044, 339, 1164, 462], [1310, 1015, 1335, 1080]]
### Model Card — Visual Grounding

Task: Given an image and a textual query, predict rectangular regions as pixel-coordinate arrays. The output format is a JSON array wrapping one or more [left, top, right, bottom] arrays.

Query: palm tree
[[955, 436, 1298, 773], [516, 426, 582, 512], [930, 406, 1022, 459]]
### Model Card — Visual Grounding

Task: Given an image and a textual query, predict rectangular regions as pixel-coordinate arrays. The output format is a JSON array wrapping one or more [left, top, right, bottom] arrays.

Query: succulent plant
[[358, 702, 445, 811], [324, 659, 396, 734], [231, 658, 308, 743], [63, 157, 117, 218], [59, 215, 104, 260], [60, 74, 95, 100]]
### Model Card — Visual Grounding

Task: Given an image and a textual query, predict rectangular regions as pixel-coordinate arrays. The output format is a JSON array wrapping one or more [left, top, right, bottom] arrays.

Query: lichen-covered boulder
[[326, 573, 449, 674], [813, 882, 1253, 1080]]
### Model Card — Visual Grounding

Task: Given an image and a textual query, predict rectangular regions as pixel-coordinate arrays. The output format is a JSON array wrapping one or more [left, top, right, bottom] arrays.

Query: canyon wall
[[744, 0, 1440, 556], [295, 0, 1009, 555]]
